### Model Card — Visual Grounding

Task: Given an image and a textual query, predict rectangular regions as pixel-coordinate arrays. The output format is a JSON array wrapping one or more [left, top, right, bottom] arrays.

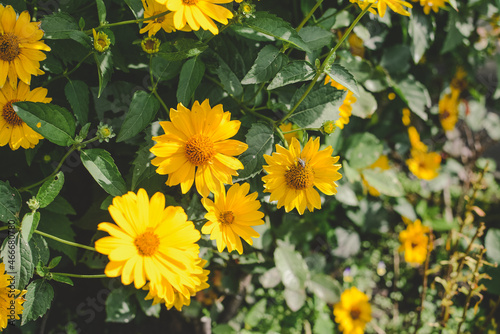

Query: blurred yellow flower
[[262, 137, 342, 215], [324, 76, 357, 130], [150, 99, 248, 197], [399, 219, 431, 265], [438, 89, 460, 132], [0, 262, 27, 330], [333, 287, 372, 334], [407, 126, 428, 152], [0, 5, 51, 88], [406, 148, 441, 180], [402, 107, 411, 126], [202, 183, 265, 254], [412, 0, 448, 14], [348, 32, 365, 58]]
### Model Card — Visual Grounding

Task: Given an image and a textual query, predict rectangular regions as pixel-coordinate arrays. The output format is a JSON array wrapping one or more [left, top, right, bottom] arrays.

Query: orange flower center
[[185, 134, 215, 166], [182, 0, 198, 4], [350, 307, 361, 320], [285, 159, 313, 190], [134, 230, 160, 256], [2, 100, 23, 126], [0, 33, 21, 62], [219, 211, 235, 225]]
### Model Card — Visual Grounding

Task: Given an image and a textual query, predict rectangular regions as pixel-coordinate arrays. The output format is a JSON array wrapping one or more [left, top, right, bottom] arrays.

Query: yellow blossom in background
[[0, 262, 27, 330], [92, 29, 111, 52], [150, 99, 248, 197], [412, 0, 448, 14], [407, 126, 428, 152], [0, 80, 51, 150], [406, 148, 441, 180], [201, 183, 265, 254], [399, 219, 431, 265], [324, 76, 357, 130], [155, 0, 235, 35], [0, 5, 51, 88], [333, 287, 372, 334], [438, 89, 460, 132], [279, 122, 301, 145], [361, 155, 390, 196], [450, 67, 467, 92], [348, 32, 365, 58], [95, 189, 204, 300], [262, 137, 342, 215], [350, 0, 412, 17], [140, 0, 189, 36], [388, 92, 396, 100], [401, 107, 411, 126], [141, 36, 161, 54]]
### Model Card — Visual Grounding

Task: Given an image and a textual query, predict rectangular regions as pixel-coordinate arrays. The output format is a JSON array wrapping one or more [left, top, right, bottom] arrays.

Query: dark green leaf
[[21, 280, 54, 325], [136, 290, 161, 318], [38, 211, 77, 263], [41, 12, 91, 47], [20, 212, 40, 243], [80, 149, 127, 197], [124, 0, 144, 19], [242, 45, 288, 85], [132, 144, 156, 190], [409, 11, 434, 64], [106, 287, 137, 323], [0, 181, 21, 223], [392, 76, 431, 121], [325, 64, 360, 97], [345, 133, 383, 169], [95, 52, 114, 98], [151, 57, 182, 82], [177, 57, 205, 106], [44, 196, 76, 215], [362, 169, 404, 197], [298, 26, 333, 51], [245, 299, 267, 327], [65, 80, 90, 125], [19, 235, 34, 290], [268, 60, 315, 90], [117, 91, 160, 142], [13, 102, 76, 147], [50, 273, 74, 286], [159, 39, 208, 61], [380, 45, 411, 75], [36, 172, 65, 209], [441, 11, 465, 54], [29, 234, 50, 267], [96, 0, 107, 24], [214, 55, 243, 96]]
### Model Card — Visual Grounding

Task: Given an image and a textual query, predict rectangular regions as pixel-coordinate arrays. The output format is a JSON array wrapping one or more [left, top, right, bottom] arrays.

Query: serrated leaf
[[29, 234, 50, 267], [96, 0, 106, 24], [409, 11, 434, 64], [298, 26, 333, 51], [234, 123, 274, 181], [106, 287, 137, 323], [20, 212, 40, 243], [80, 149, 127, 197], [306, 274, 341, 304], [177, 57, 205, 106], [132, 144, 156, 190], [158, 39, 208, 61], [362, 169, 404, 197], [151, 57, 182, 82], [21, 280, 54, 325], [0, 180, 21, 223], [244, 12, 311, 52], [325, 64, 360, 97], [242, 45, 288, 85], [117, 91, 160, 142], [288, 84, 345, 128], [268, 60, 315, 90], [36, 172, 64, 208], [19, 235, 34, 290], [50, 273, 74, 286], [95, 52, 114, 98], [345, 133, 383, 169], [274, 241, 309, 291], [41, 12, 91, 46], [391, 76, 430, 121], [47, 256, 62, 269], [13, 101, 76, 147], [214, 55, 243, 96], [65, 80, 89, 125]]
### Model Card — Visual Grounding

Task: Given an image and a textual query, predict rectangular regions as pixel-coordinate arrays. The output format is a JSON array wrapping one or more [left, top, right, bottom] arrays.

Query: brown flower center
[[0, 33, 21, 62], [185, 134, 215, 166], [134, 230, 160, 256], [285, 159, 313, 190], [411, 242, 418, 248], [145, 39, 156, 50], [153, 11, 166, 23], [350, 307, 361, 320], [183, 0, 198, 4], [2, 100, 23, 126], [219, 211, 235, 225]]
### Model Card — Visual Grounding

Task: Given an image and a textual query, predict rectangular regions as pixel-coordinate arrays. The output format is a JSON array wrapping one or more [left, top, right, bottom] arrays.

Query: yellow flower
[[412, 0, 448, 15], [398, 219, 431, 265], [0, 5, 51, 88], [406, 148, 441, 180], [0, 262, 27, 330], [438, 89, 460, 132], [262, 137, 342, 215], [143, 258, 209, 311], [401, 107, 411, 126], [150, 99, 248, 197], [95, 189, 203, 297], [201, 183, 265, 254], [361, 155, 390, 197], [348, 32, 365, 58], [155, 0, 235, 35], [279, 122, 301, 145], [92, 29, 111, 53], [0, 80, 50, 150], [407, 126, 428, 152], [324, 76, 357, 130], [450, 67, 467, 92], [350, 0, 412, 17], [140, 0, 190, 36], [141, 36, 161, 54], [333, 287, 372, 334]]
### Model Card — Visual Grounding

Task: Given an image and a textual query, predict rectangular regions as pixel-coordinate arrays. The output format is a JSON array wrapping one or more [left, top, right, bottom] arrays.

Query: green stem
[[314, 4, 354, 25], [296, 0, 324, 32], [275, 126, 288, 149], [51, 273, 107, 279], [281, 128, 319, 134], [43, 52, 93, 87], [84, 10, 171, 34], [280, 4, 372, 125], [147, 54, 169, 116], [34, 230, 96, 252], [0, 226, 10, 232]]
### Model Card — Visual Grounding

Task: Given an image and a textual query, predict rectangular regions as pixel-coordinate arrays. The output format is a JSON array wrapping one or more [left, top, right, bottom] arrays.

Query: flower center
[[134, 230, 160, 256], [219, 211, 235, 225], [439, 110, 450, 120], [2, 100, 23, 126], [182, 0, 198, 4], [97, 37, 107, 48], [350, 307, 361, 320], [284, 159, 314, 190], [411, 242, 418, 248], [185, 134, 215, 166], [0, 33, 21, 62]]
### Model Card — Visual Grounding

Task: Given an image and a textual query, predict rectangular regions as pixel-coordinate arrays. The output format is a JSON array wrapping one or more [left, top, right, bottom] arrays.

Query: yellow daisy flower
[[92, 29, 111, 53], [412, 0, 448, 14], [201, 183, 265, 254], [0, 80, 50, 150], [0, 262, 27, 330], [324, 76, 357, 130], [140, 0, 190, 36], [141, 36, 161, 54], [350, 0, 412, 17], [360, 154, 390, 197], [95, 189, 203, 296], [333, 287, 372, 334], [262, 137, 342, 215], [155, 0, 235, 35], [438, 89, 460, 132], [406, 148, 441, 180], [348, 32, 365, 58], [398, 219, 431, 265], [143, 258, 209, 311], [150, 99, 248, 197], [0, 5, 51, 88]]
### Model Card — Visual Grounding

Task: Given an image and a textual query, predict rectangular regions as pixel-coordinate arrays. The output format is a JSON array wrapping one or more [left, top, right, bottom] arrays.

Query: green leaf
[[47, 256, 62, 269], [298, 26, 333, 51], [485, 228, 500, 263], [124, 0, 144, 19], [268, 60, 315, 90], [351, 85, 377, 119], [362, 169, 404, 197], [409, 11, 434, 64], [44, 196, 76, 215], [288, 83, 346, 128], [313, 309, 335, 334], [38, 211, 76, 263], [95, 52, 114, 98], [234, 122, 274, 181], [13, 101, 76, 147], [65, 80, 90, 125], [380, 45, 411, 75], [151, 57, 182, 82], [391, 76, 431, 121], [441, 11, 465, 54], [36, 172, 65, 209], [21, 280, 54, 325], [0, 180, 21, 223], [177, 57, 205, 106], [80, 149, 127, 197], [325, 64, 360, 97], [306, 273, 341, 304], [29, 234, 50, 268], [50, 273, 74, 286], [19, 235, 34, 290], [131, 144, 156, 190], [158, 39, 208, 61], [20, 212, 40, 243], [242, 45, 288, 85], [41, 12, 91, 47], [96, 0, 107, 24], [117, 91, 160, 142], [345, 133, 383, 169], [274, 240, 309, 291], [214, 55, 243, 96], [135, 290, 161, 318], [245, 299, 267, 327], [283, 287, 306, 312], [244, 12, 311, 52], [106, 287, 137, 323]]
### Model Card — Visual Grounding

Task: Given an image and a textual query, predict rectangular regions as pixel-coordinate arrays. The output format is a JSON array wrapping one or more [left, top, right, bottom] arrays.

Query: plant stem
[[314, 4, 354, 25], [281, 128, 319, 134], [43, 52, 93, 87], [51, 273, 107, 279], [414, 232, 434, 334], [0, 226, 9, 232], [296, 0, 324, 32], [84, 10, 171, 34], [34, 230, 96, 252], [476, 295, 500, 333]]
